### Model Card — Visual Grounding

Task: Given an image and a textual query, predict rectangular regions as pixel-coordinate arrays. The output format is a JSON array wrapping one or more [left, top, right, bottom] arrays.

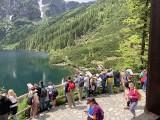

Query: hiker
[[84, 74, 90, 98], [107, 70, 114, 94], [96, 74, 102, 95], [45, 87, 51, 111], [47, 82, 58, 108], [89, 76, 96, 97], [8, 89, 19, 120], [125, 75, 133, 90], [63, 77, 68, 104], [113, 70, 121, 93], [124, 68, 133, 82], [100, 70, 107, 94], [84, 98, 104, 120], [65, 76, 76, 108], [129, 83, 139, 118], [29, 86, 39, 119], [74, 73, 84, 102], [39, 81, 47, 112], [143, 75, 147, 92], [0, 93, 12, 120], [139, 69, 147, 90], [34, 83, 41, 99]]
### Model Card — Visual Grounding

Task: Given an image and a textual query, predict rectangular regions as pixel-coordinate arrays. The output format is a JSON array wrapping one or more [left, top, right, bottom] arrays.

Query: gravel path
[[32, 90, 145, 120]]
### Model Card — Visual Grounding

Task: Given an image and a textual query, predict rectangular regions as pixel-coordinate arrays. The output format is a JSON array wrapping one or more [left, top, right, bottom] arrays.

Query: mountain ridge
[[0, 0, 94, 21]]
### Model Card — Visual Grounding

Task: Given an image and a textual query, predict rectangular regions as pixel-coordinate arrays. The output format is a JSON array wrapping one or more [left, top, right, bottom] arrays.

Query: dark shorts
[[114, 79, 121, 87], [49, 95, 56, 101], [10, 106, 18, 115]]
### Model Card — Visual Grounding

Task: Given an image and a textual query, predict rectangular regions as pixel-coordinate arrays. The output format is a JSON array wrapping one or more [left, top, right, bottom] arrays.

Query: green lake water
[[0, 50, 71, 96]]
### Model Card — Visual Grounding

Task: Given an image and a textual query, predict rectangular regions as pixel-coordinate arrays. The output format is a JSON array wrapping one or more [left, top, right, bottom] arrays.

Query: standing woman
[[84, 98, 104, 120], [8, 89, 19, 120], [29, 86, 39, 119], [129, 83, 139, 118]]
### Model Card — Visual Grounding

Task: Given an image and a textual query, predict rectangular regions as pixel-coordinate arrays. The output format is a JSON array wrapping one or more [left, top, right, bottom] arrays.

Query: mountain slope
[[0, 0, 93, 21], [1, 0, 150, 71]]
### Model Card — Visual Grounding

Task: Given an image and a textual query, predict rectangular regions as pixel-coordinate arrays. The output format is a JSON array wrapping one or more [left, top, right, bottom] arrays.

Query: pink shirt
[[129, 89, 139, 102]]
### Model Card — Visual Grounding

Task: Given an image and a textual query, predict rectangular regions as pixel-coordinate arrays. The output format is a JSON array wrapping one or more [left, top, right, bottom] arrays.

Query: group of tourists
[[0, 90, 18, 120], [0, 68, 147, 120], [28, 81, 58, 119], [63, 68, 146, 119]]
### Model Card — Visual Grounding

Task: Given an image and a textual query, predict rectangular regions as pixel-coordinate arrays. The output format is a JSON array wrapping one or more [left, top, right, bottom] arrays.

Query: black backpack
[[79, 77, 84, 87], [113, 71, 120, 79], [52, 88, 58, 97], [40, 87, 47, 98], [49, 88, 59, 98]]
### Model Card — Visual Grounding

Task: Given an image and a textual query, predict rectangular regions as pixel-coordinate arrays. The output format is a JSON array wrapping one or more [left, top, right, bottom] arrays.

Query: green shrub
[[17, 98, 29, 120]]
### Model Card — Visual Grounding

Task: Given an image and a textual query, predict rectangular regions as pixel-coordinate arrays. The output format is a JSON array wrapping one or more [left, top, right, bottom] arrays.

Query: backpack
[[40, 87, 47, 98], [140, 74, 147, 83], [68, 81, 75, 92], [27, 92, 35, 105], [134, 89, 142, 101], [79, 77, 84, 87], [51, 88, 59, 97], [113, 71, 120, 79], [98, 106, 104, 120]]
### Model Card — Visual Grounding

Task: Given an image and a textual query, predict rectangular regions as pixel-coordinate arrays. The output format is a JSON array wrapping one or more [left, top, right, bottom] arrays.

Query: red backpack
[[67, 81, 75, 92], [141, 74, 147, 83]]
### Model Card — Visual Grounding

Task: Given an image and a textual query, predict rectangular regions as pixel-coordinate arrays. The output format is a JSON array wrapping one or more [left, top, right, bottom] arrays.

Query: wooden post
[[146, 0, 160, 115]]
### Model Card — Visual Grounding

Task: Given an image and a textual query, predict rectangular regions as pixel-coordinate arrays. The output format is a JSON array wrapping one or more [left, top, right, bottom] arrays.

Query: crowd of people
[[0, 68, 147, 120]]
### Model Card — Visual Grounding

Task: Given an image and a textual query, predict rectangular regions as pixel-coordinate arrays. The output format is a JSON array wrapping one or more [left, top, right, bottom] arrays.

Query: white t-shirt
[[84, 76, 89, 88], [9, 96, 18, 108], [96, 77, 102, 87]]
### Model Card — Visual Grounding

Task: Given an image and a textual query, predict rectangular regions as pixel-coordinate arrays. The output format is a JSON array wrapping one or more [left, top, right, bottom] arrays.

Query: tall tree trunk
[[141, 0, 149, 64], [146, 0, 160, 115]]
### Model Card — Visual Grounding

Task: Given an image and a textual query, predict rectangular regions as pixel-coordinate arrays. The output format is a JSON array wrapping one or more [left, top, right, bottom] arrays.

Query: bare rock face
[[0, 0, 94, 21]]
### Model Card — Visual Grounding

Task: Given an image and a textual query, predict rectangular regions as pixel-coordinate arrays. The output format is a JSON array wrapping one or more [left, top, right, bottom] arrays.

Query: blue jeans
[[130, 101, 138, 117], [143, 83, 146, 92], [65, 93, 68, 103], [84, 86, 89, 98], [46, 100, 51, 109], [40, 97, 46, 111], [102, 82, 107, 94]]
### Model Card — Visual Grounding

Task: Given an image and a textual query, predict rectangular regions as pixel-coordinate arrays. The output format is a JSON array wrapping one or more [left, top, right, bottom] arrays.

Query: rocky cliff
[[0, 0, 93, 21]]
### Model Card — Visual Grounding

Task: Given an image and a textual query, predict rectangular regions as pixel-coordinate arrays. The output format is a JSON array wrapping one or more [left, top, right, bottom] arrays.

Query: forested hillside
[[0, 0, 150, 71]]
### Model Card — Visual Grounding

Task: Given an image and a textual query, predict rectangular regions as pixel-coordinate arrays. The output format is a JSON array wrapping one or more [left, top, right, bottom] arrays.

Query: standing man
[[84, 74, 90, 98], [100, 70, 107, 94], [74, 73, 84, 102], [39, 81, 47, 112], [113, 70, 121, 93], [139, 69, 147, 89], [65, 76, 76, 108], [0, 93, 12, 120]]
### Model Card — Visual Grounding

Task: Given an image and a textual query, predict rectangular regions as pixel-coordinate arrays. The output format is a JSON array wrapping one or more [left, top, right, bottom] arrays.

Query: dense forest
[[0, 0, 150, 71]]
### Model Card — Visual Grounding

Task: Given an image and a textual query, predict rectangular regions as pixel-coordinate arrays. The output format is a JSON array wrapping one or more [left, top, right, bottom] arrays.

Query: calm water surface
[[0, 51, 71, 96]]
